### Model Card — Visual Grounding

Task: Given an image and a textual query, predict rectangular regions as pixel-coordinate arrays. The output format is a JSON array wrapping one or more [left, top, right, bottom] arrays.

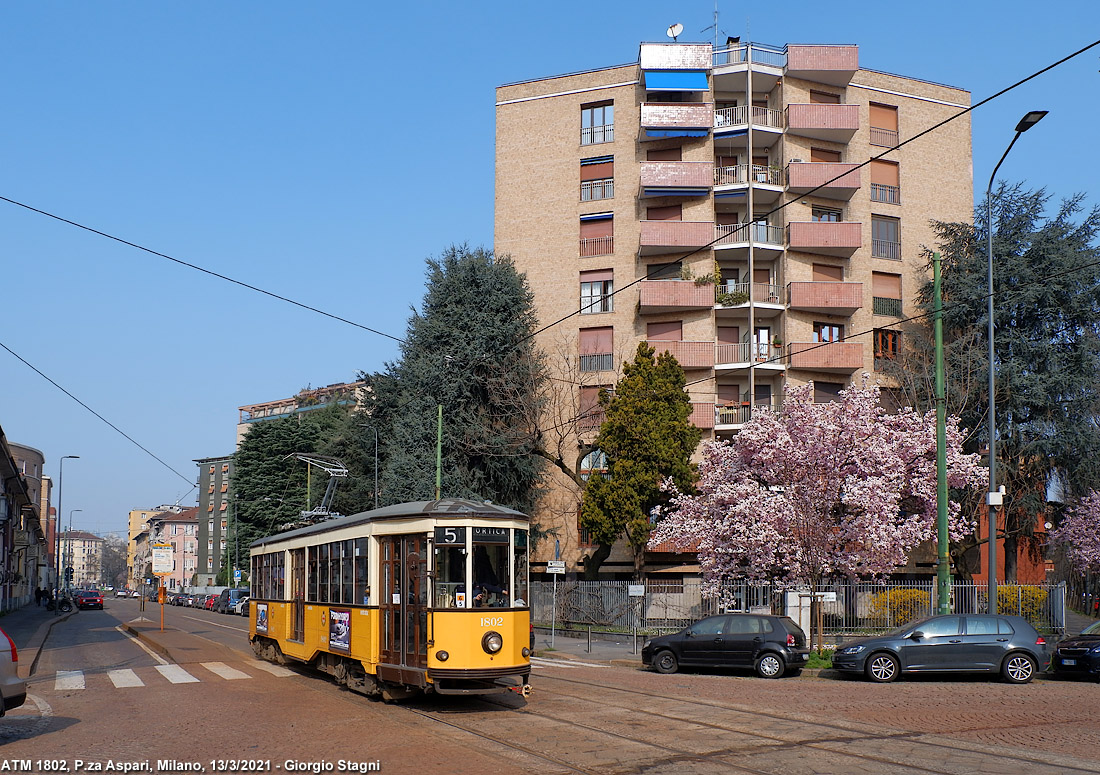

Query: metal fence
[[531, 580, 1066, 636]]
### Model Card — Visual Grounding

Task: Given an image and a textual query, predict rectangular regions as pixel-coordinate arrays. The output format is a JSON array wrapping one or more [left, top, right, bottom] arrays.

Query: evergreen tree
[[889, 184, 1100, 579], [375, 245, 547, 514], [580, 343, 700, 579]]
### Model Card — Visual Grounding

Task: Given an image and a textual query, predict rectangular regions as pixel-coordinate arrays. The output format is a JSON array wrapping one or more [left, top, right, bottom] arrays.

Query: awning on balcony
[[714, 191, 747, 200], [580, 212, 613, 221], [644, 129, 709, 139], [643, 70, 709, 91], [642, 187, 709, 198]]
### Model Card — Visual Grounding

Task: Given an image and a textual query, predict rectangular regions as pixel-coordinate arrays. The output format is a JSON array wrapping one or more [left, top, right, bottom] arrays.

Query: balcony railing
[[647, 340, 715, 369], [712, 44, 786, 68], [581, 124, 614, 145], [714, 222, 784, 247], [872, 239, 901, 260], [580, 236, 614, 257], [788, 341, 863, 371], [714, 164, 782, 187], [714, 105, 784, 130], [715, 342, 785, 365], [870, 127, 899, 147], [581, 179, 614, 201], [870, 183, 900, 205], [715, 402, 780, 425], [873, 296, 902, 316], [788, 281, 863, 314], [579, 353, 614, 373], [690, 402, 716, 430], [716, 282, 782, 306], [579, 294, 613, 314]]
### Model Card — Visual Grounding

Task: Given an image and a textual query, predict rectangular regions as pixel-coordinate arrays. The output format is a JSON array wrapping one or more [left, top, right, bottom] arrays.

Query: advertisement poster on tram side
[[329, 609, 351, 651], [256, 602, 269, 633]]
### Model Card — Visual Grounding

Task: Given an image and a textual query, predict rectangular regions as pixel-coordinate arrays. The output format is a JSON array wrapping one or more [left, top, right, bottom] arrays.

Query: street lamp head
[[1015, 111, 1048, 133]]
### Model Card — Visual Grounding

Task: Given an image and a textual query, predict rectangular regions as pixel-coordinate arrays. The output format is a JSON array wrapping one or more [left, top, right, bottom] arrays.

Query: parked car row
[[160, 589, 250, 616], [642, 612, 1099, 684]]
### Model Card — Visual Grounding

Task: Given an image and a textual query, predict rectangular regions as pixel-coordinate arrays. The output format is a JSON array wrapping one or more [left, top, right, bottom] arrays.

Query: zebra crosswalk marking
[[201, 662, 250, 680], [55, 671, 85, 690], [250, 661, 295, 677], [155, 664, 199, 684], [108, 669, 144, 688]]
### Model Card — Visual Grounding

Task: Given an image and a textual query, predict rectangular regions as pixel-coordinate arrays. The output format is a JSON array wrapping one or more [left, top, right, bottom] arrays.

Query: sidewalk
[[534, 627, 644, 667], [0, 601, 76, 678]]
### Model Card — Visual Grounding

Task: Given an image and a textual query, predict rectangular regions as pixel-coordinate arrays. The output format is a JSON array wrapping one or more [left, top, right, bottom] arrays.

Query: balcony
[[578, 353, 614, 373], [640, 103, 713, 140], [786, 162, 861, 200], [714, 164, 783, 188], [640, 161, 712, 197], [639, 221, 714, 255], [785, 45, 858, 87], [788, 341, 863, 372], [711, 43, 785, 94], [690, 401, 716, 430], [647, 340, 715, 369], [638, 280, 715, 313], [713, 222, 785, 251], [716, 282, 784, 310], [580, 236, 614, 257], [639, 43, 712, 71], [787, 221, 862, 257], [870, 183, 900, 205], [715, 401, 781, 428], [715, 342, 786, 369], [788, 281, 863, 315], [785, 103, 859, 143]]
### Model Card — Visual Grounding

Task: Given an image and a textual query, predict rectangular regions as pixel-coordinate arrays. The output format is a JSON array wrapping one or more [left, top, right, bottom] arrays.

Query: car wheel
[[654, 650, 679, 674], [865, 652, 900, 683], [755, 653, 784, 679], [1002, 653, 1036, 684]]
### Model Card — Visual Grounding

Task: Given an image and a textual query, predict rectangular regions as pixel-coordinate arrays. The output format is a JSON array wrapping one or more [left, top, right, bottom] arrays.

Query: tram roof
[[249, 498, 528, 549]]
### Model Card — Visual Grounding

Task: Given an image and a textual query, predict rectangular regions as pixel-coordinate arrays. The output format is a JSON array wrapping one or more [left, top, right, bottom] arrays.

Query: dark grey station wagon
[[642, 613, 810, 678]]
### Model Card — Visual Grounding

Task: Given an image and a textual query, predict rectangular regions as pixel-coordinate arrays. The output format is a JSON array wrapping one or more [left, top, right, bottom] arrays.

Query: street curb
[[22, 610, 78, 679], [120, 622, 173, 661]]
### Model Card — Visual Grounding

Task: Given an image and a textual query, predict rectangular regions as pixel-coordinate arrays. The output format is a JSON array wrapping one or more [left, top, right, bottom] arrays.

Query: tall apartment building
[[195, 455, 233, 585], [126, 504, 184, 588], [236, 381, 367, 447], [61, 529, 104, 588], [495, 40, 972, 578]]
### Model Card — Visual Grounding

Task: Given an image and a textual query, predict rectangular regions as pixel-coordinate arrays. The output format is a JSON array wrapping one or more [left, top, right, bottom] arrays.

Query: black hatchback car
[[642, 613, 810, 678], [832, 614, 1048, 684], [1052, 620, 1100, 680]]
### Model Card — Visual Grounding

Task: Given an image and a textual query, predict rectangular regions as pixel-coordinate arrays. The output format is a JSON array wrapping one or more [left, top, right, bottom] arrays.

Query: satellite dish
[[666, 23, 683, 41]]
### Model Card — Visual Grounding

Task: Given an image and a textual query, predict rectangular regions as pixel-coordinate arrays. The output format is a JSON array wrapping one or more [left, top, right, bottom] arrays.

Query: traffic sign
[[234, 569, 242, 582], [151, 544, 173, 576], [547, 560, 566, 575]]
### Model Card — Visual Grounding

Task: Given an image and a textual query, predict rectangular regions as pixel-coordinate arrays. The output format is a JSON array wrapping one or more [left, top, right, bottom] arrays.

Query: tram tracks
[[400, 670, 1100, 775]]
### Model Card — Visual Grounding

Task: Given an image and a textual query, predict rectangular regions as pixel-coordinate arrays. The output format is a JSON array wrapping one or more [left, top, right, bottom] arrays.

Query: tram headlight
[[521, 647, 531, 658], [436, 650, 449, 662], [482, 631, 504, 654]]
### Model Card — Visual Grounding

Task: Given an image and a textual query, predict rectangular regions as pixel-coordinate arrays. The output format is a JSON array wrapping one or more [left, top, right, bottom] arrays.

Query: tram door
[[290, 548, 305, 642], [379, 535, 427, 668]]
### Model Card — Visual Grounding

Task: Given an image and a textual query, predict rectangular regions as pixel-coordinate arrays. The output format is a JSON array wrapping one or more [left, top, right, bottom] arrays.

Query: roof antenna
[[666, 23, 683, 42]]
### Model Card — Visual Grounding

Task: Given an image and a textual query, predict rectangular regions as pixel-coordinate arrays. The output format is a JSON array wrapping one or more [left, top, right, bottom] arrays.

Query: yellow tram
[[248, 498, 532, 700]]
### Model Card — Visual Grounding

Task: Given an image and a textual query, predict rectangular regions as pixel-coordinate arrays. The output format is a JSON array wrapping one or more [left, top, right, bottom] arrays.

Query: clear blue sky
[[2, 1, 1097, 536]]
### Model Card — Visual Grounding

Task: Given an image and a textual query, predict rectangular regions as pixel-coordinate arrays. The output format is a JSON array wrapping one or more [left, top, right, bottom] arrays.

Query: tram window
[[329, 541, 342, 603], [434, 543, 466, 609], [513, 530, 529, 608], [354, 538, 369, 605], [341, 540, 354, 604], [307, 547, 319, 601], [318, 543, 329, 602], [472, 542, 509, 608]]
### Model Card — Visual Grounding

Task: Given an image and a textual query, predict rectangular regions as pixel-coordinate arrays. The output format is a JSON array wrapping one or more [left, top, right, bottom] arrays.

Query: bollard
[[632, 626, 637, 655], [587, 625, 592, 653]]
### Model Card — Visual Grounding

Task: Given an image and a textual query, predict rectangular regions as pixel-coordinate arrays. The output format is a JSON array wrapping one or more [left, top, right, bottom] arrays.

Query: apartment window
[[580, 270, 613, 314], [813, 263, 843, 281], [647, 204, 682, 221], [814, 381, 845, 403], [810, 90, 841, 104], [874, 329, 901, 366], [577, 510, 594, 547], [813, 322, 843, 343], [872, 216, 901, 260], [869, 103, 899, 147], [648, 261, 682, 280], [579, 449, 609, 481], [647, 321, 683, 341], [580, 214, 613, 257], [872, 272, 903, 316], [581, 101, 614, 145], [647, 147, 682, 161], [578, 385, 610, 430], [812, 207, 842, 222], [810, 147, 842, 163], [870, 160, 901, 204], [579, 327, 614, 372], [580, 156, 614, 201]]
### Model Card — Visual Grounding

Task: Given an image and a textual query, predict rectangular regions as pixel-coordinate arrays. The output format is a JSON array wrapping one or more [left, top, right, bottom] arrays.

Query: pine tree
[[580, 343, 700, 579]]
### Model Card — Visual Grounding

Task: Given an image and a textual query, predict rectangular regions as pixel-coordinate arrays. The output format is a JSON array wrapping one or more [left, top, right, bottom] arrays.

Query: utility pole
[[934, 252, 951, 613]]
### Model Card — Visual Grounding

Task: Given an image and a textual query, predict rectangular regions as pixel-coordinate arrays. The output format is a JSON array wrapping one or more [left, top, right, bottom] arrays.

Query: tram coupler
[[509, 683, 532, 698]]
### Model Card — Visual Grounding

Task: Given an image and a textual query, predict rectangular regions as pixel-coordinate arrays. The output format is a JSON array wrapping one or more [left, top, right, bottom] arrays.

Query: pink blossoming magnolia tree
[[1048, 492, 1100, 573], [649, 377, 986, 650]]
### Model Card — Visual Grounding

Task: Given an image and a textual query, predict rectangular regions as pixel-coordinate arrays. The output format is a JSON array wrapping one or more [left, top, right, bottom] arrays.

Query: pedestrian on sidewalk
[[35, 587, 43, 606]]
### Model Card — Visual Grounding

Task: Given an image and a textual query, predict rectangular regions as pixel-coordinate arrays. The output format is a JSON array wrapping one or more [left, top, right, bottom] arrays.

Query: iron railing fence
[[531, 580, 1066, 635], [581, 179, 614, 201]]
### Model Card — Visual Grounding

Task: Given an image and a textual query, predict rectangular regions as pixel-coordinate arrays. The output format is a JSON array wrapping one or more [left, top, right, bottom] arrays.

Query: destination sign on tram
[[472, 526, 509, 543]]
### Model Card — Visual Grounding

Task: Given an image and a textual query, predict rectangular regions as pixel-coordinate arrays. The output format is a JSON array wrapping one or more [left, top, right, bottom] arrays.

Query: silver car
[[0, 627, 27, 715]]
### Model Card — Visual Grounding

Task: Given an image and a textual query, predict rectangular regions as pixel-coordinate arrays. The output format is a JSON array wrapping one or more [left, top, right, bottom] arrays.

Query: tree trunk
[[583, 543, 612, 580], [632, 546, 646, 582], [1003, 534, 1018, 583]]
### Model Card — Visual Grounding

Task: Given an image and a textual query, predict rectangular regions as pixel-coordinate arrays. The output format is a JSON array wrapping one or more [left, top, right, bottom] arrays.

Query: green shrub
[[869, 588, 930, 628], [996, 585, 1048, 624]]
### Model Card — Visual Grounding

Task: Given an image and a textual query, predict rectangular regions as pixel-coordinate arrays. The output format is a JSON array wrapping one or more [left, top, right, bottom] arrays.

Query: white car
[[0, 627, 26, 716], [233, 597, 250, 616]]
